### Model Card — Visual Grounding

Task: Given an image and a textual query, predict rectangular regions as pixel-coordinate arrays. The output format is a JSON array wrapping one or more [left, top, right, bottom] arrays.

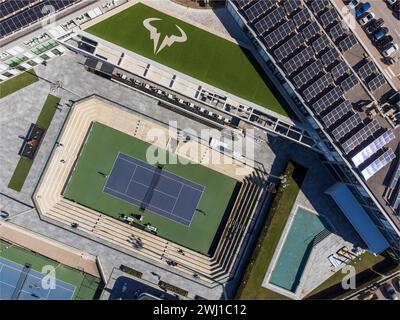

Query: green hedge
[[119, 265, 143, 278], [159, 280, 188, 297], [8, 157, 33, 192]]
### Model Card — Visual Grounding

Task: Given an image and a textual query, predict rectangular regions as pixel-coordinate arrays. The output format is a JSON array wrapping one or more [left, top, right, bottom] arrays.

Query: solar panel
[[338, 34, 358, 52], [274, 33, 305, 62], [302, 21, 322, 42], [235, 0, 256, 10], [389, 160, 400, 190], [358, 60, 378, 80], [331, 61, 351, 80], [292, 60, 324, 88], [312, 34, 332, 55], [340, 74, 359, 92], [310, 0, 331, 15], [352, 131, 396, 167], [321, 48, 341, 67], [303, 73, 333, 101], [283, 46, 315, 75], [283, 0, 302, 16], [329, 22, 349, 41], [361, 148, 396, 180], [368, 74, 386, 91], [330, 113, 363, 141], [320, 8, 340, 28], [0, 0, 36, 20], [293, 8, 312, 28], [341, 120, 381, 154], [1, 0, 80, 39], [321, 100, 353, 128], [254, 6, 286, 35], [312, 87, 343, 114], [262, 20, 296, 49], [244, 0, 270, 22]]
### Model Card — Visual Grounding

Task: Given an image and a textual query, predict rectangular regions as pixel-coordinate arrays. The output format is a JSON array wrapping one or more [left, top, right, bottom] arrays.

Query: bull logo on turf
[[143, 18, 187, 55]]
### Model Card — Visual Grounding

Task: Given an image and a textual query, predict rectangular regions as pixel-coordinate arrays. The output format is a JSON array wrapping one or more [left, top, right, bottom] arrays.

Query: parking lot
[[334, 0, 400, 89], [353, 275, 400, 300]]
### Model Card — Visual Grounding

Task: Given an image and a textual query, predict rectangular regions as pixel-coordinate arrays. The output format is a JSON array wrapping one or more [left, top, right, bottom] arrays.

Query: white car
[[382, 43, 399, 57], [358, 12, 375, 25], [348, 0, 361, 10]]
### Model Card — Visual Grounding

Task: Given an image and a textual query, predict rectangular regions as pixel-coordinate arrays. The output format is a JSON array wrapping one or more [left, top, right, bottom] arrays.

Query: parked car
[[385, 0, 399, 7], [392, 1, 400, 18], [348, 0, 361, 9], [394, 277, 400, 292], [364, 18, 384, 34], [355, 2, 371, 17], [376, 35, 394, 48], [382, 43, 399, 57], [359, 290, 377, 300], [358, 12, 375, 25], [0, 210, 9, 219], [382, 283, 399, 300], [371, 27, 389, 43]]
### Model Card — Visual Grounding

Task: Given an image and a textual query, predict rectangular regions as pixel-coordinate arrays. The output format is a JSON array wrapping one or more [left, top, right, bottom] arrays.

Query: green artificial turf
[[7, 157, 33, 192], [36, 94, 61, 129], [0, 239, 102, 300], [87, 2, 293, 118], [0, 70, 38, 99], [64, 123, 238, 254]]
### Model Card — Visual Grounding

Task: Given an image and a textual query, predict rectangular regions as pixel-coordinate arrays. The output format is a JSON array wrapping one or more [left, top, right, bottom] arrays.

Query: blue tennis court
[[103, 153, 204, 226], [0, 257, 75, 300]]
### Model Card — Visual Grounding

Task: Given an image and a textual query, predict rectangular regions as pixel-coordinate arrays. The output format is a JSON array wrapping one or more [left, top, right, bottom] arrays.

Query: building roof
[[326, 183, 390, 254]]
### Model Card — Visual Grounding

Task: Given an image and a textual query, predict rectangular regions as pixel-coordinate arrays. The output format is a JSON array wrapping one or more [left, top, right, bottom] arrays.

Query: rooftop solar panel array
[[389, 160, 400, 190], [338, 34, 358, 52], [341, 120, 381, 154], [352, 131, 396, 167], [321, 48, 341, 68], [302, 21, 322, 42], [283, 0, 302, 16], [293, 8, 312, 28], [358, 60, 378, 80], [1, 0, 80, 39], [244, 0, 270, 22], [361, 149, 396, 180], [330, 113, 363, 141], [312, 34, 332, 55], [292, 60, 324, 88], [368, 74, 386, 92], [283, 46, 315, 75], [254, 6, 286, 35], [329, 22, 348, 41], [235, 0, 256, 10], [310, 0, 331, 15], [340, 73, 359, 92], [263, 20, 296, 49], [274, 33, 305, 62], [0, 0, 36, 20], [312, 87, 343, 114], [331, 61, 351, 80], [303, 73, 333, 101], [321, 100, 353, 128], [320, 8, 340, 29]]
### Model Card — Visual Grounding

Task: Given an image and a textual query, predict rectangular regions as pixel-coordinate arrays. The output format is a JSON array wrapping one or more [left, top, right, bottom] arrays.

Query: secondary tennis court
[[0, 257, 75, 300], [104, 153, 204, 226]]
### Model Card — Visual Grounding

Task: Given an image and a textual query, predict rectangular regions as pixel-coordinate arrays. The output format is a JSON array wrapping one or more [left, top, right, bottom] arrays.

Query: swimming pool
[[269, 207, 326, 293]]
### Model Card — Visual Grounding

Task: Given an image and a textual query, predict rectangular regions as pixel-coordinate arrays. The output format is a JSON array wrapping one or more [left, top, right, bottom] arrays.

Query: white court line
[[104, 186, 192, 225], [124, 164, 138, 194], [118, 153, 204, 192], [170, 184, 184, 214], [0, 259, 75, 296]]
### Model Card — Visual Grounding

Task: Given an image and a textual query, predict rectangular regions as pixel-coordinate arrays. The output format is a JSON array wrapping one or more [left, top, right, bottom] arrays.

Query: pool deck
[[262, 152, 364, 299]]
